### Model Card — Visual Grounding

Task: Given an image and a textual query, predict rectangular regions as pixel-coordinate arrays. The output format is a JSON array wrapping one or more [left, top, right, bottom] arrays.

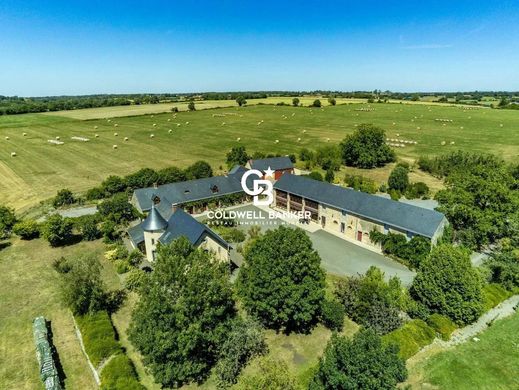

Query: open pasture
[[1, 103, 518, 210]]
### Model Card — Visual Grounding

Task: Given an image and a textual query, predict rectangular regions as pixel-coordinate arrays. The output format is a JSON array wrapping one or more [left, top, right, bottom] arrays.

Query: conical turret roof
[[141, 204, 168, 232]]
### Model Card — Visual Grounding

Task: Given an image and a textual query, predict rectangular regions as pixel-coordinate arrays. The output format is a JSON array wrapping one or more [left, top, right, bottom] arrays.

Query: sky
[[1, 1, 519, 96]]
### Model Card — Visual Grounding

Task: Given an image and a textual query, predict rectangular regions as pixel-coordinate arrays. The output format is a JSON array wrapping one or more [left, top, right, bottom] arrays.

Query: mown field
[[1, 101, 518, 210]]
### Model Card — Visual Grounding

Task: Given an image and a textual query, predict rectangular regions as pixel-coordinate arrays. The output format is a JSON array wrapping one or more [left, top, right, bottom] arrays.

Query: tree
[[325, 169, 335, 183], [292, 97, 300, 107], [185, 160, 213, 179], [335, 266, 406, 334], [321, 298, 345, 331], [388, 166, 409, 192], [129, 238, 235, 387], [236, 96, 247, 107], [312, 99, 322, 108], [53, 188, 75, 208], [157, 166, 187, 184], [328, 97, 336, 106], [42, 214, 73, 246], [235, 356, 298, 390], [299, 147, 314, 162], [13, 220, 40, 239], [226, 146, 250, 168], [98, 193, 138, 224], [315, 145, 341, 171], [77, 215, 100, 241], [306, 171, 323, 181], [101, 175, 127, 195], [60, 253, 107, 315], [236, 226, 325, 332], [340, 124, 395, 168], [410, 244, 483, 325], [188, 101, 196, 111], [125, 168, 158, 190], [309, 330, 407, 390], [215, 317, 267, 388], [0, 205, 16, 238]]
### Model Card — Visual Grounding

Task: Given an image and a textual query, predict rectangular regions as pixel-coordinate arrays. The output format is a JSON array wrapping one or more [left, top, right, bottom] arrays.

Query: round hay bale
[[185, 121, 190, 125], [23, 132, 27, 136], [114, 132, 118, 136], [297, 137, 301, 142], [153, 123, 157, 127], [441, 141, 446, 145], [150, 134, 155, 138], [113, 144, 118, 149], [168, 129, 173, 133], [55, 136, 60, 140], [167, 119, 171, 122], [124, 137, 129, 141], [275, 139, 279, 143], [95, 134, 99, 138], [500, 124, 504, 127], [236, 137, 241, 141], [11, 152, 16, 157], [177, 123, 181, 127], [94, 125, 98, 129], [114, 123, 118, 127]]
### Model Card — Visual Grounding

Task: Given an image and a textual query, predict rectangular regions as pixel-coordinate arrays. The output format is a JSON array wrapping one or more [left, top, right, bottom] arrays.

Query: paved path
[[222, 204, 415, 285], [57, 206, 97, 218]]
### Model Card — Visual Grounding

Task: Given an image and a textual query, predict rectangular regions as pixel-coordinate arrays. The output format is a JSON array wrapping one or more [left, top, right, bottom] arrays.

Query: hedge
[[482, 283, 512, 311], [382, 319, 436, 360], [100, 353, 145, 390], [426, 314, 457, 341], [75, 311, 121, 367]]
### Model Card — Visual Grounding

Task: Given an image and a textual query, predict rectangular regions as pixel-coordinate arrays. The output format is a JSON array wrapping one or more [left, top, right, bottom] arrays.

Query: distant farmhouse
[[128, 157, 447, 263], [246, 156, 294, 180]]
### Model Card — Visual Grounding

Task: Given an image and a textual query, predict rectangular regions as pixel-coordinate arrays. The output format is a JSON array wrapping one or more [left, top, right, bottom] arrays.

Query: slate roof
[[249, 157, 294, 172], [158, 208, 229, 248], [274, 174, 446, 238], [133, 174, 244, 213], [128, 205, 230, 250], [141, 205, 168, 231]]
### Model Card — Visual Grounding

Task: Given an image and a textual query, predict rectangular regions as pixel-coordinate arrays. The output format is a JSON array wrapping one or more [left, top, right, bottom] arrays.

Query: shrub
[[215, 227, 246, 243], [234, 356, 298, 390], [0, 205, 17, 238], [98, 194, 138, 224], [312, 99, 322, 107], [53, 188, 75, 208], [127, 249, 143, 267], [100, 353, 144, 390], [101, 175, 127, 196], [485, 250, 519, 291], [124, 269, 148, 292], [114, 259, 131, 274], [382, 319, 436, 360], [324, 169, 335, 183], [76, 215, 100, 241], [321, 299, 345, 331], [85, 186, 106, 201], [305, 171, 323, 181], [215, 318, 267, 388], [42, 214, 73, 246], [344, 174, 377, 194], [482, 283, 512, 311], [12, 220, 40, 239], [53, 256, 71, 274], [405, 182, 429, 199], [388, 166, 409, 192], [427, 314, 457, 341], [76, 311, 121, 367]]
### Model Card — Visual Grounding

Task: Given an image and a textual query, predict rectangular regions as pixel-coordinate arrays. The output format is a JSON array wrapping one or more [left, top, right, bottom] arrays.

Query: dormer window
[[210, 185, 219, 194], [184, 189, 190, 194], [152, 195, 161, 204]]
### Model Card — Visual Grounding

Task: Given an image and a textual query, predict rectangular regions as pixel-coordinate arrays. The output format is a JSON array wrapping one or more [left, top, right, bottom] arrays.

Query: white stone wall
[[143, 230, 163, 262]]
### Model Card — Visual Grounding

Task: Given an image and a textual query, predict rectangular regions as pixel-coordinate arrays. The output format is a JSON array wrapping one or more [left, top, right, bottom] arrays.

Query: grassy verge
[[383, 319, 436, 360], [418, 312, 519, 389], [482, 283, 513, 311]]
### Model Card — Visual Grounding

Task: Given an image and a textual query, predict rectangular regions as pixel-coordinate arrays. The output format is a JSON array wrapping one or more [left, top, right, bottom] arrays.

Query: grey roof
[[249, 157, 294, 172], [134, 175, 244, 212], [158, 208, 230, 248], [141, 205, 168, 231], [128, 224, 145, 246], [274, 174, 446, 238]]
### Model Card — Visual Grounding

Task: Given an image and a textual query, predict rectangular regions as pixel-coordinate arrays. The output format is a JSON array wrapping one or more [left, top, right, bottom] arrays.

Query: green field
[[1, 101, 518, 210], [408, 312, 519, 389]]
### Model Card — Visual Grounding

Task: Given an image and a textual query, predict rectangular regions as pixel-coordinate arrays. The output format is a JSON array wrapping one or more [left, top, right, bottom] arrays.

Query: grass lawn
[[0, 238, 106, 390], [1, 102, 518, 211], [408, 312, 519, 390]]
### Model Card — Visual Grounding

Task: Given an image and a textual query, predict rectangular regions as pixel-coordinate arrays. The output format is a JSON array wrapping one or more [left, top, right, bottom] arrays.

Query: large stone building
[[246, 156, 294, 180], [273, 174, 447, 247]]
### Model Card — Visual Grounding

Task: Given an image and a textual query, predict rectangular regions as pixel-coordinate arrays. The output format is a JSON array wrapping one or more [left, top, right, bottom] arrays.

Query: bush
[[405, 182, 429, 199], [124, 269, 148, 292], [321, 299, 345, 331], [98, 194, 138, 224], [312, 99, 322, 107], [482, 283, 512, 311], [75, 311, 121, 367], [388, 166, 409, 192], [305, 171, 323, 181], [100, 353, 145, 390], [86, 186, 106, 201], [12, 220, 40, 239], [382, 319, 436, 360], [0, 205, 17, 238], [42, 214, 74, 246], [75, 215, 100, 241], [53, 256, 71, 274], [215, 227, 246, 243], [127, 249, 143, 267], [344, 174, 377, 194], [114, 259, 131, 274], [215, 318, 267, 388], [53, 188, 75, 208], [427, 314, 457, 341]]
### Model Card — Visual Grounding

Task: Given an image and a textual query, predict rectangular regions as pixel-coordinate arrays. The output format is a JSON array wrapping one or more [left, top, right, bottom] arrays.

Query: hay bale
[[94, 125, 98, 129], [95, 134, 99, 138], [153, 123, 157, 127], [441, 141, 446, 146], [55, 136, 60, 140], [11, 152, 16, 157], [177, 123, 181, 127], [450, 141, 455, 145], [167, 119, 171, 122], [168, 129, 173, 134], [236, 137, 241, 141], [150, 134, 155, 138], [297, 137, 301, 142], [124, 137, 129, 141], [113, 144, 118, 149], [114, 123, 118, 127], [185, 121, 190, 125], [23, 132, 27, 136], [114, 132, 118, 136], [275, 139, 279, 143], [4, 136, 9, 140]]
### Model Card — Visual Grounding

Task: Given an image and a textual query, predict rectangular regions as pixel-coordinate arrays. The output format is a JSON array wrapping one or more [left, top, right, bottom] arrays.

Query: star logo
[[264, 166, 275, 178]]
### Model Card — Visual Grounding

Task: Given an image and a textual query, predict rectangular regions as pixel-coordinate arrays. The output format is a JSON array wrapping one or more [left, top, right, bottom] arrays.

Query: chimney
[[172, 203, 178, 213]]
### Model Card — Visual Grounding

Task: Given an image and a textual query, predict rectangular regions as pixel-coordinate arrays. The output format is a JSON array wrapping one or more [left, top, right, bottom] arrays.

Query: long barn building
[[273, 174, 447, 247]]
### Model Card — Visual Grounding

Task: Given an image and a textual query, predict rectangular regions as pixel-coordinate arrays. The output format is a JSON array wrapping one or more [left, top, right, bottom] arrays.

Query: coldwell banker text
[[207, 209, 311, 221]]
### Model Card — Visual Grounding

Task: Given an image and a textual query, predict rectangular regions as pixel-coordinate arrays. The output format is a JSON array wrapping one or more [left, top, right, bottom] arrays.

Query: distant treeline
[[2, 90, 519, 116]]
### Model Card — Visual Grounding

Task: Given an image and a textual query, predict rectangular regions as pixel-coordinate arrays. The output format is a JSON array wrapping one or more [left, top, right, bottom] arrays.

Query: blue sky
[[1, 1, 518, 96]]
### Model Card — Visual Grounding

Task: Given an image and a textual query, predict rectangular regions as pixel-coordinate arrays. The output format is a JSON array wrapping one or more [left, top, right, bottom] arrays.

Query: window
[[151, 238, 155, 245], [340, 222, 345, 233], [210, 185, 219, 193]]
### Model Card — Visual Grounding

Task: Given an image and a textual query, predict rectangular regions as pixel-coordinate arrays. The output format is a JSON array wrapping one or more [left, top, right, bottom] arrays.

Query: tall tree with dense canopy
[[310, 330, 407, 390], [226, 146, 250, 168], [185, 160, 213, 179], [410, 244, 483, 325], [236, 226, 325, 332], [236, 96, 247, 106], [388, 166, 409, 192], [292, 97, 300, 107], [340, 124, 395, 168], [0, 205, 16, 239], [129, 238, 235, 387], [235, 356, 298, 390], [41, 214, 73, 246]]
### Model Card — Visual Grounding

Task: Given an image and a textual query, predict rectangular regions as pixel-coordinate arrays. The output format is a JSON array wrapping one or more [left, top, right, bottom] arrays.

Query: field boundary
[[71, 313, 101, 386]]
